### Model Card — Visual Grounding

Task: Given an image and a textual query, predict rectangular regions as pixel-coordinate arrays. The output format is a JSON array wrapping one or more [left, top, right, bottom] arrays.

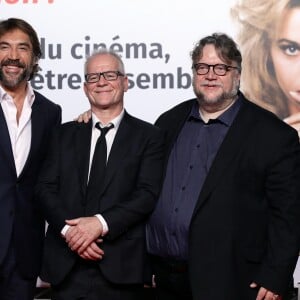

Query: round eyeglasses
[[85, 71, 124, 83], [193, 63, 240, 76]]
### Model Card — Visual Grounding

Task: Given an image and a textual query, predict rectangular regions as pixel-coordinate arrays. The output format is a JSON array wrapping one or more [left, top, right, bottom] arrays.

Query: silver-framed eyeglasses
[[193, 63, 240, 76], [85, 71, 124, 83]]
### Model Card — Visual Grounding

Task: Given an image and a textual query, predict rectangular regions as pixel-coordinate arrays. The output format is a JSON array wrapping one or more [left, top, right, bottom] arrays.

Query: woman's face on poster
[[271, 7, 300, 113]]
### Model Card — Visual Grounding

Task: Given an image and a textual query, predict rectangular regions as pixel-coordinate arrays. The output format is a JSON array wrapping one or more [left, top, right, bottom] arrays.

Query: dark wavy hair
[[0, 18, 42, 80], [191, 32, 242, 72]]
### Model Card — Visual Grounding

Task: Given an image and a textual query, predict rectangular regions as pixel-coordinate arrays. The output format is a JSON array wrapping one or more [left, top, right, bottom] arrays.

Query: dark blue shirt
[[146, 98, 241, 260]]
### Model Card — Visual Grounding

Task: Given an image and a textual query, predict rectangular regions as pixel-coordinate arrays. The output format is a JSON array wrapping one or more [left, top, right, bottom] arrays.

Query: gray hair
[[84, 49, 125, 74]]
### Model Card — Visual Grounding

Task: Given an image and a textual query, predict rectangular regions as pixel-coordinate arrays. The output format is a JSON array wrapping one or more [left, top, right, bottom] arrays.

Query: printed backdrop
[[1, 0, 237, 122], [2, 0, 300, 289]]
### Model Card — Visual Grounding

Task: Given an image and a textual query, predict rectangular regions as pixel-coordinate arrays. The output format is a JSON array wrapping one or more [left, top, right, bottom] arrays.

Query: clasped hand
[[64, 216, 104, 261], [250, 282, 282, 300]]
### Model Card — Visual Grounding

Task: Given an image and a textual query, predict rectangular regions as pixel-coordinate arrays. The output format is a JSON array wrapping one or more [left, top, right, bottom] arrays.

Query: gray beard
[[196, 88, 238, 107], [194, 80, 240, 109], [0, 68, 29, 88]]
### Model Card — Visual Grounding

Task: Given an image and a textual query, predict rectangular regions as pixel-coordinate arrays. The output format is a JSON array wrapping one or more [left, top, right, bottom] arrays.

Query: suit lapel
[[18, 97, 45, 179], [76, 120, 93, 199], [0, 105, 16, 174], [101, 113, 133, 193], [164, 101, 194, 157], [158, 100, 195, 172], [193, 99, 258, 215]]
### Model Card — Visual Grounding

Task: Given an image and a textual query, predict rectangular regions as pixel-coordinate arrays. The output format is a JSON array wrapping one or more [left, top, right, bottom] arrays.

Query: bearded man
[[0, 18, 61, 300], [146, 33, 300, 300]]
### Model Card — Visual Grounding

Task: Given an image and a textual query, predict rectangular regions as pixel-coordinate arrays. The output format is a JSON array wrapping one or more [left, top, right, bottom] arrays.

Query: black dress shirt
[[146, 98, 241, 260]]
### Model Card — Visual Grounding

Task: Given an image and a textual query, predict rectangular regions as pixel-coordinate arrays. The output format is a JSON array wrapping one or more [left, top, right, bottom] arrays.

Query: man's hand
[[74, 109, 92, 123], [65, 216, 103, 254], [250, 282, 281, 300], [78, 240, 104, 261]]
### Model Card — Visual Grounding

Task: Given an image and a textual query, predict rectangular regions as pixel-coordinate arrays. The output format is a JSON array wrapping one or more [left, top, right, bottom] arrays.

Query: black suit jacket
[[0, 91, 61, 279], [36, 111, 164, 286], [155, 92, 300, 299]]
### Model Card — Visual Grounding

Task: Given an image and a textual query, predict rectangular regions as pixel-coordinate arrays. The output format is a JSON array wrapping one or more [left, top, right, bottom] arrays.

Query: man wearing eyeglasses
[[146, 33, 300, 300], [35, 49, 164, 300]]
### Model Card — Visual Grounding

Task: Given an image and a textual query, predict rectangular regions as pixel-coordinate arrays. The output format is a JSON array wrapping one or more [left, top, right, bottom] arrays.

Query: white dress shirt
[[0, 85, 34, 177], [88, 110, 124, 178]]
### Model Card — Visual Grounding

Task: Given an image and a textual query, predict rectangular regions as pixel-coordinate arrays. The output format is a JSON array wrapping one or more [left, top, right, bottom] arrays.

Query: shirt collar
[[91, 109, 125, 131], [0, 83, 35, 107], [189, 96, 242, 127], [216, 97, 242, 126]]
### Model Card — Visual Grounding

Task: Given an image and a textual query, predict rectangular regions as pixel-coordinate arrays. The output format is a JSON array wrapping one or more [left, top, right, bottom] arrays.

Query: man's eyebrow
[[0, 41, 31, 48]]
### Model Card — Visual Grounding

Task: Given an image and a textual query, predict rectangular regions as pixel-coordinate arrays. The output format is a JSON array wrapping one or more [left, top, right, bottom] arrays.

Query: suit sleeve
[[254, 128, 300, 294], [54, 104, 62, 126], [102, 126, 164, 240], [35, 128, 67, 234]]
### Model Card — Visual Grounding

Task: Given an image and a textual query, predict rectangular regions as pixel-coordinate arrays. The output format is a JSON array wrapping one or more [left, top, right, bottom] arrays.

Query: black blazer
[[36, 111, 164, 286], [155, 92, 300, 299], [0, 91, 61, 279]]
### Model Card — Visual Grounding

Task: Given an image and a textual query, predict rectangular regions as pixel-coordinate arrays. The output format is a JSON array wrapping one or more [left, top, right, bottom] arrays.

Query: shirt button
[[175, 208, 178, 212]]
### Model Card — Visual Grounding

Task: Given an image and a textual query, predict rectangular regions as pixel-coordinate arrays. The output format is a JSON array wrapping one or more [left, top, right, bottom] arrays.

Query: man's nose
[[205, 66, 217, 79], [96, 74, 108, 85], [7, 47, 19, 60]]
